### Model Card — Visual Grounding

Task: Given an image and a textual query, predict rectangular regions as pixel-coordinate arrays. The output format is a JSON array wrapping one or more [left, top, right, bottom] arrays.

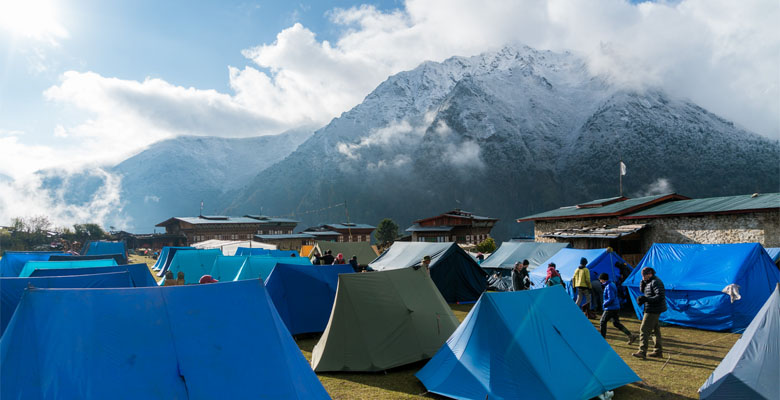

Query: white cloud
[[444, 140, 484, 169], [635, 177, 675, 197]]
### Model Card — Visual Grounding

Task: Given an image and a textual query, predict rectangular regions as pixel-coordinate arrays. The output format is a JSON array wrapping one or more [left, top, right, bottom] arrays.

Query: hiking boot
[[648, 350, 664, 358], [627, 334, 637, 345], [631, 351, 646, 360]]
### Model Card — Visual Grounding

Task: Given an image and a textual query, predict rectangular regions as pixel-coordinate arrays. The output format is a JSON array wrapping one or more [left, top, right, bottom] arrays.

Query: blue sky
[[0, 0, 777, 226]]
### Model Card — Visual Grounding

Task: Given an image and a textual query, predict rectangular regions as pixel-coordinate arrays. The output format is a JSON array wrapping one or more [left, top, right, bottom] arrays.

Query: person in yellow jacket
[[573, 257, 595, 318]]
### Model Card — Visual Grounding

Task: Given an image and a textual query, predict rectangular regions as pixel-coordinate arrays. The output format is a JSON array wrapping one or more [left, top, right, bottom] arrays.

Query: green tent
[[312, 241, 379, 267], [311, 266, 459, 372]]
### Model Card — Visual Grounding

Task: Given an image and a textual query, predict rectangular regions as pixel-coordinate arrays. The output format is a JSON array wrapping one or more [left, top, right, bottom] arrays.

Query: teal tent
[[18, 259, 118, 278], [416, 288, 639, 399], [209, 256, 248, 281], [0, 252, 66, 277], [234, 255, 312, 281], [0, 280, 330, 399], [160, 249, 221, 285]]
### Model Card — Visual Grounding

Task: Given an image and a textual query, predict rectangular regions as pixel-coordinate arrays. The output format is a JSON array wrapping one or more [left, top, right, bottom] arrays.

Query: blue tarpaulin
[[29, 263, 157, 287], [0, 272, 133, 337], [235, 247, 270, 256], [18, 259, 118, 278], [160, 249, 221, 285], [700, 284, 779, 399], [83, 241, 127, 263], [0, 280, 330, 399], [234, 256, 312, 281], [625, 243, 780, 332], [0, 252, 66, 277], [416, 288, 639, 399], [265, 263, 354, 335], [152, 246, 193, 271], [209, 256, 248, 282], [155, 247, 196, 276]]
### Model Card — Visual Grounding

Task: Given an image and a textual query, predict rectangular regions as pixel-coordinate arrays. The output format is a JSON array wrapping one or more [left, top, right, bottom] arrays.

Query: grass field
[[129, 255, 739, 399]]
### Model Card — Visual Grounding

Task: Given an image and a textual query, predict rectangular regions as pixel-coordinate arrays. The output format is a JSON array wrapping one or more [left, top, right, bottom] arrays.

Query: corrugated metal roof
[[173, 217, 267, 225], [405, 224, 455, 232], [254, 233, 316, 240], [517, 194, 683, 221], [577, 196, 625, 207], [324, 223, 375, 230], [622, 193, 780, 219], [244, 215, 299, 223]]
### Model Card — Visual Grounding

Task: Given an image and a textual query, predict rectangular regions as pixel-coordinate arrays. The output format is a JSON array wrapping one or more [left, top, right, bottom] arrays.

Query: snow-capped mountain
[[227, 45, 780, 240], [39, 128, 311, 231]]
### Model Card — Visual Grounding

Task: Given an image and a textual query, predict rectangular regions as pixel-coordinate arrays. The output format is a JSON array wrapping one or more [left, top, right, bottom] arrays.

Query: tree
[[475, 237, 497, 254], [375, 218, 399, 246]]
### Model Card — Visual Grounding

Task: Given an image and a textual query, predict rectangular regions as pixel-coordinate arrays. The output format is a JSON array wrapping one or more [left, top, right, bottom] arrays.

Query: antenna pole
[[344, 200, 352, 241], [619, 160, 623, 197]]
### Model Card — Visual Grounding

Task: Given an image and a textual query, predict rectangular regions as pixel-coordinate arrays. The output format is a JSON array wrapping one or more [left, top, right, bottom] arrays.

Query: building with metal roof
[[302, 223, 376, 243], [406, 209, 498, 245], [155, 215, 299, 245], [516, 192, 780, 263]]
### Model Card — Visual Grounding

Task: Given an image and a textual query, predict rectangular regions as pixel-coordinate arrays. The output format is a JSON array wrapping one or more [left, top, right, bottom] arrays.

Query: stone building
[[406, 209, 498, 244], [155, 215, 298, 245], [517, 193, 779, 265]]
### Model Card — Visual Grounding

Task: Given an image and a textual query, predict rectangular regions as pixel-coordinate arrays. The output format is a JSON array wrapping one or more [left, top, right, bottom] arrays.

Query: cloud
[[444, 140, 484, 169], [0, 167, 128, 230], [635, 177, 675, 197]]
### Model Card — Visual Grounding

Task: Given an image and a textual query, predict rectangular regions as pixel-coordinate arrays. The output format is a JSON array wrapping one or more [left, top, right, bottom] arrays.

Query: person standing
[[322, 250, 335, 265], [511, 260, 532, 291], [544, 262, 565, 288], [311, 250, 322, 265], [349, 255, 359, 272], [591, 270, 604, 313], [599, 273, 636, 343], [414, 255, 432, 276], [633, 267, 667, 359], [573, 257, 594, 318], [333, 253, 346, 264]]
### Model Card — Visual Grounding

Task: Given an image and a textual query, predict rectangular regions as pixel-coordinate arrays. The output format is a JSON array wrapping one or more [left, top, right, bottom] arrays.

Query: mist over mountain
[[38, 128, 311, 231], [225, 45, 779, 240]]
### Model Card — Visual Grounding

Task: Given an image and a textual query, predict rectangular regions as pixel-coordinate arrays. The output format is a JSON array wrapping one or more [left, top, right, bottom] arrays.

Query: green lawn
[[130, 255, 739, 399]]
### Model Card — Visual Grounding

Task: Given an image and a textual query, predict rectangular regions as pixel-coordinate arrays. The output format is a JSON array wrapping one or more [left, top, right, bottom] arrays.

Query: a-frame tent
[[0, 280, 330, 399], [0, 251, 66, 277], [234, 255, 312, 281], [700, 283, 780, 399], [311, 267, 459, 372], [368, 242, 487, 303], [265, 263, 354, 335], [481, 242, 569, 275], [160, 249, 221, 285], [29, 263, 158, 287], [625, 243, 780, 332], [19, 259, 118, 278], [416, 288, 640, 399], [208, 256, 248, 282]]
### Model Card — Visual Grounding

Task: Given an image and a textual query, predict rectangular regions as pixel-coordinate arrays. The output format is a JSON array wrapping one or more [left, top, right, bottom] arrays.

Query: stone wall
[[634, 211, 780, 249]]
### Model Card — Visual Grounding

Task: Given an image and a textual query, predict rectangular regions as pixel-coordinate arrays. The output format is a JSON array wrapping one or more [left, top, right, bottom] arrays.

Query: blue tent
[[160, 249, 221, 285], [765, 247, 780, 263], [265, 263, 353, 335], [625, 243, 780, 332], [29, 263, 157, 287], [235, 247, 270, 256], [699, 283, 779, 399], [0, 280, 330, 399], [18, 259, 118, 278], [0, 251, 66, 277], [234, 256, 312, 281], [83, 241, 127, 263], [529, 248, 628, 298], [152, 246, 193, 271], [416, 288, 640, 399], [0, 272, 133, 337], [48, 253, 127, 266], [155, 247, 196, 276], [209, 256, 248, 282]]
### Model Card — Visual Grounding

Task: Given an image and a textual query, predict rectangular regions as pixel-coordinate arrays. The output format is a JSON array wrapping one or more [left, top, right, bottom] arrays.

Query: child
[[599, 273, 637, 344], [544, 263, 564, 288]]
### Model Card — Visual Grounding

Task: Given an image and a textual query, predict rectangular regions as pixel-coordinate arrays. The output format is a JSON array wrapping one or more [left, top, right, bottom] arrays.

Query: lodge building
[[155, 215, 299, 245], [406, 209, 498, 244]]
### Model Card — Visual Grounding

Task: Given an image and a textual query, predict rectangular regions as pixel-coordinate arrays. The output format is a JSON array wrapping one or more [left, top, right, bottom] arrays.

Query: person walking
[[573, 257, 594, 318], [633, 267, 667, 359], [599, 273, 636, 343], [511, 260, 533, 291]]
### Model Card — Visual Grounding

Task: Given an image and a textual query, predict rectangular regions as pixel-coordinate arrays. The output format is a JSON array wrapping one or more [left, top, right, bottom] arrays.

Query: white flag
[[620, 161, 627, 176]]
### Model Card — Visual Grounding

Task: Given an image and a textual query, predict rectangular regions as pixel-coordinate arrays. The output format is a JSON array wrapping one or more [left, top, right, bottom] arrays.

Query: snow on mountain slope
[[229, 45, 780, 240]]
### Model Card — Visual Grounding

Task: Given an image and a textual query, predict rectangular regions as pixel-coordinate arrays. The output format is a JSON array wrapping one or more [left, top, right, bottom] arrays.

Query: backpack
[[547, 275, 563, 287]]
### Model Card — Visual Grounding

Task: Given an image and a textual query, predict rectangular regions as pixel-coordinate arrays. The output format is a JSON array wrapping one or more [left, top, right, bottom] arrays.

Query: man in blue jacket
[[599, 273, 636, 344]]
